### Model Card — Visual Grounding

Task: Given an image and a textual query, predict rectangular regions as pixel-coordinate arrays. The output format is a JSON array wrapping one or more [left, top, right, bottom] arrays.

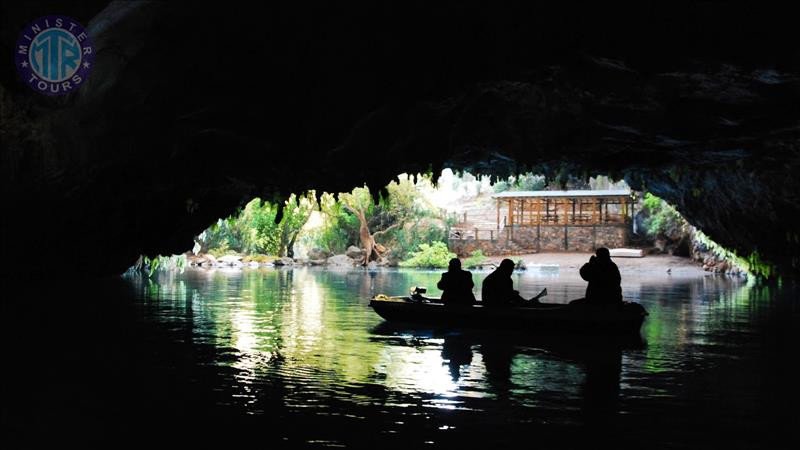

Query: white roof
[[492, 189, 631, 198]]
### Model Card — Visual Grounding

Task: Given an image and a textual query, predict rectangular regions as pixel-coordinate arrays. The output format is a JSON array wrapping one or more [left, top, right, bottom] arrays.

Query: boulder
[[346, 246, 364, 259], [327, 254, 357, 267], [273, 256, 294, 266], [307, 248, 332, 260], [218, 254, 243, 266]]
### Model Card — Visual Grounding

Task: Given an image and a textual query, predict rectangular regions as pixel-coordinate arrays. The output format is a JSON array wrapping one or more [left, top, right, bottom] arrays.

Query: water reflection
[[95, 266, 799, 447]]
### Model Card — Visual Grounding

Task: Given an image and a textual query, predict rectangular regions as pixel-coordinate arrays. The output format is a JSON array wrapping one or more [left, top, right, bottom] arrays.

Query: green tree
[[279, 192, 317, 257], [340, 186, 398, 264]]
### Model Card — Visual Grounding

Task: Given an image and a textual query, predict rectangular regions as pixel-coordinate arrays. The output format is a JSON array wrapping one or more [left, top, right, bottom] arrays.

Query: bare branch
[[373, 222, 401, 238]]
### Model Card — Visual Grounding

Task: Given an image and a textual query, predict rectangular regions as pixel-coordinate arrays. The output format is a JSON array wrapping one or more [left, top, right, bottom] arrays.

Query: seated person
[[578, 247, 623, 305], [437, 258, 476, 306], [481, 259, 539, 307]]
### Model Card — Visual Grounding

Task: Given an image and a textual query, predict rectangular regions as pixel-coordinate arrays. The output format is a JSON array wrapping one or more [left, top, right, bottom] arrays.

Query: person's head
[[595, 247, 611, 260], [498, 258, 515, 275], [448, 258, 461, 271]]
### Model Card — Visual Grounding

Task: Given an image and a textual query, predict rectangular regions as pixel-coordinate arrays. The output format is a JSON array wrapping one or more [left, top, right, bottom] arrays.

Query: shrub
[[641, 193, 688, 238], [399, 242, 456, 268], [463, 249, 487, 268]]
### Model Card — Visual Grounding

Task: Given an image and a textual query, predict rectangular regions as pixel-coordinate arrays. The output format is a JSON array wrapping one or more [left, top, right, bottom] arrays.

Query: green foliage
[[492, 173, 545, 192], [339, 186, 375, 216], [640, 193, 687, 238], [493, 180, 510, 193], [516, 173, 546, 191], [463, 249, 487, 268], [132, 254, 187, 277], [309, 191, 360, 253], [279, 192, 317, 256], [399, 242, 456, 268], [694, 230, 775, 279], [241, 198, 281, 254], [199, 194, 316, 257], [389, 219, 449, 261], [641, 194, 775, 279]]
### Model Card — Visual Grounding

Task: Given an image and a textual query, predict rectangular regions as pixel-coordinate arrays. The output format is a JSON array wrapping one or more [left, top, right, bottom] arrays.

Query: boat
[[369, 288, 648, 335]]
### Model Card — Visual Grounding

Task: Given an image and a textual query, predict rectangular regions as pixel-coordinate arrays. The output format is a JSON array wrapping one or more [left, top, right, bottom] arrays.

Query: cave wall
[[2, 2, 799, 277]]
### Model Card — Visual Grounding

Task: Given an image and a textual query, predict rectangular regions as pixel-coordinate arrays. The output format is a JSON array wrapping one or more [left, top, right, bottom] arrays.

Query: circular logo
[[15, 15, 94, 96]]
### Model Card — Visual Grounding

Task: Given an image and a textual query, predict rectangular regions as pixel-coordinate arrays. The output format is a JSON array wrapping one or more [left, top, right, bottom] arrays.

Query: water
[[3, 267, 799, 448]]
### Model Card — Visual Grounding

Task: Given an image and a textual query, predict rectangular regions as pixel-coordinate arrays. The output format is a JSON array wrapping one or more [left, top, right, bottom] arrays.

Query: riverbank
[[186, 250, 729, 279], [488, 252, 711, 279]]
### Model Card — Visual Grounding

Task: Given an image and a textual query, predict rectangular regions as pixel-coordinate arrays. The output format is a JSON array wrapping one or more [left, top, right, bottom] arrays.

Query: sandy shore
[[484, 252, 708, 279]]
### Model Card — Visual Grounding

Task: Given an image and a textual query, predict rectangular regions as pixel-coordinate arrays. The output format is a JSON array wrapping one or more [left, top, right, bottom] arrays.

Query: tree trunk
[[344, 205, 392, 265]]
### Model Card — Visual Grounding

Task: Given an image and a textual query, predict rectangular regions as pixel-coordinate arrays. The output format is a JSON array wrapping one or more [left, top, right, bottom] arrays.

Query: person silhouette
[[481, 258, 540, 307], [437, 258, 476, 306], [579, 247, 623, 305]]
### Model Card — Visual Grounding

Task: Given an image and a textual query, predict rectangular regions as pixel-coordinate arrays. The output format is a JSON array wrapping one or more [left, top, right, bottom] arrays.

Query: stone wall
[[449, 238, 528, 256], [449, 224, 629, 256]]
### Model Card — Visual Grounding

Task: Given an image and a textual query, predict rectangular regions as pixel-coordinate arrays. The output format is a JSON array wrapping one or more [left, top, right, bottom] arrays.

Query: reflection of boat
[[369, 295, 648, 335]]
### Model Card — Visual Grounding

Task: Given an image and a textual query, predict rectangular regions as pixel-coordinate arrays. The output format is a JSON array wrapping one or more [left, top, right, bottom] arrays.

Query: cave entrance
[[157, 170, 661, 272]]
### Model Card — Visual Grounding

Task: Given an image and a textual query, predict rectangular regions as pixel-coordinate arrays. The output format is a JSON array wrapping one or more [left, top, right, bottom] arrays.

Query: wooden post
[[508, 199, 514, 227], [521, 199, 525, 226], [490, 230, 494, 241], [536, 223, 541, 252], [474, 228, 479, 240], [496, 200, 500, 231], [571, 198, 576, 223]]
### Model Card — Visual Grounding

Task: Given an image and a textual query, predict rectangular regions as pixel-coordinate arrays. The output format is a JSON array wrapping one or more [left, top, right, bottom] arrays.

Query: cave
[[2, 2, 798, 278], [2, 2, 800, 445]]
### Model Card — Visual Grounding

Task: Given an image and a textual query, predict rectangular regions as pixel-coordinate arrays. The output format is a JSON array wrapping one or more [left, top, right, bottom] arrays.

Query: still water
[[3, 266, 798, 447]]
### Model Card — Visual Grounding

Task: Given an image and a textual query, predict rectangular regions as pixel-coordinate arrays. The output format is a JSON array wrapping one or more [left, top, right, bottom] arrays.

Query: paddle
[[530, 287, 548, 301]]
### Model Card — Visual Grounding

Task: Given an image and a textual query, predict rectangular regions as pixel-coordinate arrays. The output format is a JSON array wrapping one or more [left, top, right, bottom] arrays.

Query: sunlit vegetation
[[198, 192, 317, 257], [398, 242, 456, 268], [129, 254, 187, 277], [195, 173, 452, 267], [463, 249, 488, 269], [129, 170, 763, 277], [640, 193, 689, 238]]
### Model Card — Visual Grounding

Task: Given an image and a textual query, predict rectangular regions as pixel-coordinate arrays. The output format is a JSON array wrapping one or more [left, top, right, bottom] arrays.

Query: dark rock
[[1, 3, 799, 278]]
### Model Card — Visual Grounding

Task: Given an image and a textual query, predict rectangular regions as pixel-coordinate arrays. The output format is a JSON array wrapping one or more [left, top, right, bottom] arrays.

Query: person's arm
[[437, 274, 447, 290]]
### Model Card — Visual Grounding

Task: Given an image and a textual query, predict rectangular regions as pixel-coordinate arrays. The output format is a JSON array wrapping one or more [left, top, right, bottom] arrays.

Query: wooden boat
[[369, 293, 648, 335]]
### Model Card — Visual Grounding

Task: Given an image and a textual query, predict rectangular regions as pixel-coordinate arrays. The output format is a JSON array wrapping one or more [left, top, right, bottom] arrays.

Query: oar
[[531, 288, 548, 301]]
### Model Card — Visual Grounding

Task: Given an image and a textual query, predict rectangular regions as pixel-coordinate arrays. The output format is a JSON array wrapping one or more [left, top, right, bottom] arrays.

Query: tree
[[339, 186, 399, 265], [279, 192, 317, 257], [239, 198, 280, 254]]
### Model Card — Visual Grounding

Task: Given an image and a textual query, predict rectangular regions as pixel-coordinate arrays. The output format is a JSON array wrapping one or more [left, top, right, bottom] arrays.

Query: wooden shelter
[[492, 189, 634, 229]]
